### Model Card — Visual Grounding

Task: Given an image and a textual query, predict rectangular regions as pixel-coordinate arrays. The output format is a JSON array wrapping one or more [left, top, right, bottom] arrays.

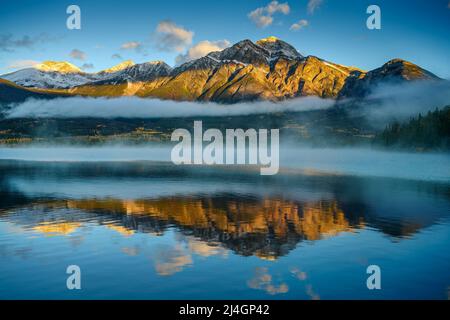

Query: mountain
[[92, 61, 172, 85], [256, 36, 303, 61], [338, 59, 439, 98], [1, 60, 172, 89], [2, 61, 99, 89], [100, 60, 135, 73], [0, 78, 62, 104], [0, 37, 440, 103]]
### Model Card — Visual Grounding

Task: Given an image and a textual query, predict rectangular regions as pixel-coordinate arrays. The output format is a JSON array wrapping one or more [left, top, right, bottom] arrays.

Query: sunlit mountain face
[[0, 37, 440, 104], [1, 197, 358, 259], [0, 160, 449, 299]]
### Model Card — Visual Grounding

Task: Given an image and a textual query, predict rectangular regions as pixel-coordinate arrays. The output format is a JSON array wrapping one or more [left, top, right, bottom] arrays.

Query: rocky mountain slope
[[0, 36, 439, 103], [0, 78, 62, 104]]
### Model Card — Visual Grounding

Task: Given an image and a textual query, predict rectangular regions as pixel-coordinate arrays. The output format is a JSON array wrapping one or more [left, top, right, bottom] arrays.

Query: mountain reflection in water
[[0, 160, 449, 299], [3, 197, 357, 259]]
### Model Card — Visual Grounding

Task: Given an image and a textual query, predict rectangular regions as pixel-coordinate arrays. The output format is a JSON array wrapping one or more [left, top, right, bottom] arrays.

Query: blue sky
[[1, 0, 449, 78]]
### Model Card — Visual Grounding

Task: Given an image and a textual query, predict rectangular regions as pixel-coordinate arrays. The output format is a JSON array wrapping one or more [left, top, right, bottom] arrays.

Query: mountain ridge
[[0, 37, 440, 103]]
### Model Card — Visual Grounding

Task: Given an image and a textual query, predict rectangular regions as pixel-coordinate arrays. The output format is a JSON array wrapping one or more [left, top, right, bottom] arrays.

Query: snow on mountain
[[91, 61, 173, 85], [174, 37, 303, 73], [1, 60, 173, 89], [0, 38, 439, 101], [208, 39, 271, 66], [100, 60, 135, 74], [172, 55, 221, 75], [172, 39, 268, 74], [34, 61, 82, 73], [1, 38, 303, 90], [255, 36, 303, 61], [2, 66, 99, 89]]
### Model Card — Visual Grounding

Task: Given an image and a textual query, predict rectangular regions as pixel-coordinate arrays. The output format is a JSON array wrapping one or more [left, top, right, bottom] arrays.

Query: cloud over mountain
[[69, 49, 86, 61], [155, 20, 194, 52], [307, 0, 323, 14], [81, 63, 94, 70], [111, 54, 123, 60], [121, 41, 142, 50], [290, 19, 308, 31], [0, 33, 61, 52], [6, 60, 39, 70], [175, 40, 231, 65], [248, 1, 290, 28]]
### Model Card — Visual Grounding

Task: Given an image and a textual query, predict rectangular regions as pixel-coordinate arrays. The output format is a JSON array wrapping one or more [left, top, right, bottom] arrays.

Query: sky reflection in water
[[0, 160, 449, 299]]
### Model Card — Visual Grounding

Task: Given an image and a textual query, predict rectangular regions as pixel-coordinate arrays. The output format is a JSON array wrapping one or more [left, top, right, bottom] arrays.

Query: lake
[[0, 147, 449, 299]]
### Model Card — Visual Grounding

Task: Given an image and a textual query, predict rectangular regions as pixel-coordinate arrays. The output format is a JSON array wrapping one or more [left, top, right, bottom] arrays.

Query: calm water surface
[[0, 154, 449, 299]]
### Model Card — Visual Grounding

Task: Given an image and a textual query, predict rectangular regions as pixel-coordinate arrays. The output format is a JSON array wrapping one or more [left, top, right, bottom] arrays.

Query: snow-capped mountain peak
[[86, 61, 173, 85], [256, 36, 280, 44], [0, 38, 306, 90], [1, 60, 91, 89], [35, 61, 82, 73], [100, 60, 135, 73], [200, 37, 302, 67], [0, 37, 438, 96], [256, 36, 303, 61], [2, 67, 95, 89], [1, 59, 174, 89], [205, 39, 270, 66]]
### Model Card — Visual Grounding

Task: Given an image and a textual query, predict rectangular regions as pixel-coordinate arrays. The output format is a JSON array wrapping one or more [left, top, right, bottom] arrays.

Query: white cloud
[[248, 9, 273, 28], [6, 96, 335, 119], [81, 63, 94, 70], [69, 49, 86, 61], [266, 0, 290, 15], [0, 33, 62, 52], [290, 19, 309, 31], [111, 54, 123, 60], [120, 41, 142, 50], [175, 40, 230, 65], [307, 0, 323, 14], [155, 20, 194, 52], [120, 41, 147, 55], [6, 59, 39, 70], [248, 1, 290, 28]]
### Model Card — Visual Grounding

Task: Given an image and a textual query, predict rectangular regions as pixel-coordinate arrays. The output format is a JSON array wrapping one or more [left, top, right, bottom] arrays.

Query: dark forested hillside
[[375, 106, 450, 151]]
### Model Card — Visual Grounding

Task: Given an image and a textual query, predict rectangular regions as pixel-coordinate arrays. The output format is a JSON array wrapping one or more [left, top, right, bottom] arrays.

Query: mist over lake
[[0, 146, 448, 181]]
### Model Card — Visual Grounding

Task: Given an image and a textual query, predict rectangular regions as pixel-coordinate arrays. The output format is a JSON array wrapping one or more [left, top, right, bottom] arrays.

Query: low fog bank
[[0, 145, 448, 182], [280, 146, 450, 182], [4, 96, 335, 119], [2, 80, 449, 127], [0, 145, 173, 162], [354, 80, 450, 128]]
